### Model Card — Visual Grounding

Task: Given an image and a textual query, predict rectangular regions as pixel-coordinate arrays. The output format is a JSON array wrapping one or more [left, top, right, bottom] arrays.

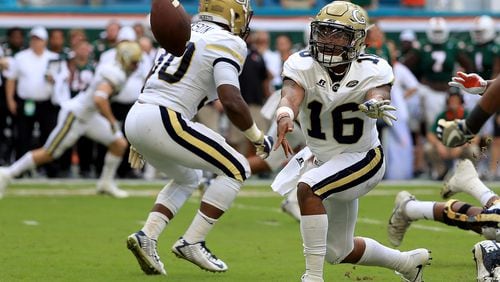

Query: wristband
[[276, 106, 294, 121], [243, 123, 263, 143]]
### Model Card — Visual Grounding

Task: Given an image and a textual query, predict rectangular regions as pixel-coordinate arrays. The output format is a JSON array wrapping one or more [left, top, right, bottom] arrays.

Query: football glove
[[128, 145, 145, 169], [448, 71, 487, 95], [436, 118, 475, 147], [253, 135, 274, 159], [358, 99, 397, 126]]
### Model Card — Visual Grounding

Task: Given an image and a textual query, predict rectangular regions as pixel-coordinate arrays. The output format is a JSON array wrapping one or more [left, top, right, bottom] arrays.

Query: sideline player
[[388, 159, 500, 247], [0, 42, 142, 198], [125, 0, 272, 276], [272, 2, 430, 281], [438, 72, 499, 147]]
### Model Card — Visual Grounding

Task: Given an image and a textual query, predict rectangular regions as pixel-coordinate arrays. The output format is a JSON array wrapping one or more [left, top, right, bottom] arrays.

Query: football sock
[[301, 214, 328, 278], [357, 237, 405, 270], [142, 211, 169, 240], [99, 152, 121, 183], [463, 177, 495, 206], [183, 210, 217, 243], [7, 151, 35, 178], [405, 200, 435, 220]]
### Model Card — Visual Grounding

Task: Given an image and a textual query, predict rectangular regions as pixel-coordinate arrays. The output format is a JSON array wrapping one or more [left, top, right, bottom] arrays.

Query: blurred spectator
[[403, 17, 473, 131], [253, 30, 282, 91], [2, 27, 25, 57], [68, 28, 87, 50], [227, 32, 272, 156], [133, 21, 146, 39], [383, 44, 418, 180], [48, 29, 71, 60], [138, 36, 157, 62], [274, 34, 294, 88], [68, 39, 97, 177], [365, 22, 395, 63], [92, 19, 120, 62], [425, 91, 477, 180], [397, 29, 421, 79], [4, 26, 68, 177]]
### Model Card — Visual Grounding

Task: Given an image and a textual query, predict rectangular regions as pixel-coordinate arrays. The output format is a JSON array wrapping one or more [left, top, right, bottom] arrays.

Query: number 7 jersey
[[282, 51, 394, 162], [139, 21, 247, 120]]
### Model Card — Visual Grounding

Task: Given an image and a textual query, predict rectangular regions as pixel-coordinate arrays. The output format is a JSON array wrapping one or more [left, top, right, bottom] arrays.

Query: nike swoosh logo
[[412, 264, 423, 282]]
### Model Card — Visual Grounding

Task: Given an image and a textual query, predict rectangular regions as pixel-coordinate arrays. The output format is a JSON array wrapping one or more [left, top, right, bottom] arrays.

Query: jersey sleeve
[[282, 52, 312, 89], [367, 58, 395, 88], [204, 35, 247, 75]]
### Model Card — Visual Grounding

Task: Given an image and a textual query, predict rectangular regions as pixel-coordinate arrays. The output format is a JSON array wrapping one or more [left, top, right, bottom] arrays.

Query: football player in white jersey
[[272, 2, 430, 281], [0, 41, 142, 198], [125, 0, 272, 276]]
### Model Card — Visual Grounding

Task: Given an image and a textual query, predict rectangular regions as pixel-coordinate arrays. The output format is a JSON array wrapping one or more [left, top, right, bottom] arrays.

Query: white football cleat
[[388, 191, 415, 247], [96, 181, 129, 198], [0, 168, 12, 199], [281, 199, 301, 222], [172, 237, 228, 272], [396, 248, 431, 282], [127, 231, 166, 275], [301, 273, 324, 282], [473, 240, 500, 282], [441, 159, 478, 199]]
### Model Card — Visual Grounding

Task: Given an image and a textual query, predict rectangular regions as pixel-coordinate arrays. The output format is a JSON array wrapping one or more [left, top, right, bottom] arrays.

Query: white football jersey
[[283, 51, 394, 162], [138, 21, 247, 120], [64, 63, 126, 121]]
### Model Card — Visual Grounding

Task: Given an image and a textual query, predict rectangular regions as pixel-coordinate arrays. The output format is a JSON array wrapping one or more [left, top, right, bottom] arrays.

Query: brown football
[[150, 0, 191, 57]]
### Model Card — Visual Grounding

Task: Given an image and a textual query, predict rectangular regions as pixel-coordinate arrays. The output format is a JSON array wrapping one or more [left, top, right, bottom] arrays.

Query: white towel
[[271, 147, 313, 196]]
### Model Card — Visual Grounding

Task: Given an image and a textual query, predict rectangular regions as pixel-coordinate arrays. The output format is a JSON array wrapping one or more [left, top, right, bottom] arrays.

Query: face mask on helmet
[[116, 42, 142, 74], [426, 17, 449, 44], [470, 16, 496, 45], [198, 0, 252, 39], [309, 1, 368, 68]]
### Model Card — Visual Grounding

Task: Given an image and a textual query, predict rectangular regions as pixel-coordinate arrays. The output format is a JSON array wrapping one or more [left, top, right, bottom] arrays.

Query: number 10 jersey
[[139, 21, 247, 121]]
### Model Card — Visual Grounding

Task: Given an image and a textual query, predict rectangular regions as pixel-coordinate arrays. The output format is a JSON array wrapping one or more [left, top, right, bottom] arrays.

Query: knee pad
[[201, 176, 241, 212], [155, 180, 198, 215]]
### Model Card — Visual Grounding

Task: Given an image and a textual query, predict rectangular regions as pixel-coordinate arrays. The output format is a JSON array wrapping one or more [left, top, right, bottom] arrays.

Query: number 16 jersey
[[282, 51, 394, 163]]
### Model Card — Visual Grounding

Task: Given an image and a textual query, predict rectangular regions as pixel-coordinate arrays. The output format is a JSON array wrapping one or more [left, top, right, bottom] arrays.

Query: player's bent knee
[[156, 181, 197, 216], [108, 138, 127, 156], [201, 176, 241, 212]]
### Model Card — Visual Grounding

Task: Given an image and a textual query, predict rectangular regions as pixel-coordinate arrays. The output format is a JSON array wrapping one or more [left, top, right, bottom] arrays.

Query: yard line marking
[[22, 220, 39, 226]]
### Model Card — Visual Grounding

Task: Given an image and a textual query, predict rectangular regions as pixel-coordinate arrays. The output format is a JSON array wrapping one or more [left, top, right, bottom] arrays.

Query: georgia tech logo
[[352, 9, 366, 24]]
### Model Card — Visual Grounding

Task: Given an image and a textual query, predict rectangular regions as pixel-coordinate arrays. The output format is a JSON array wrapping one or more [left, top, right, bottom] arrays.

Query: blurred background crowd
[[0, 0, 498, 181]]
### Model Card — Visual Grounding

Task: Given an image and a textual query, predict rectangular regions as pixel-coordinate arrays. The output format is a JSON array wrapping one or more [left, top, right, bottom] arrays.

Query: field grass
[[0, 180, 497, 282]]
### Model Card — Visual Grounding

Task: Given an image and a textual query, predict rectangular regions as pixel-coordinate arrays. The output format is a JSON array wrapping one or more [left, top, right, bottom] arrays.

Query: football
[[150, 0, 191, 57]]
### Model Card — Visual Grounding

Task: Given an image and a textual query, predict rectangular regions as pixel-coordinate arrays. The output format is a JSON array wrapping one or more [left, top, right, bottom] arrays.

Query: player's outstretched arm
[[358, 84, 397, 126], [274, 78, 304, 158], [218, 84, 273, 159]]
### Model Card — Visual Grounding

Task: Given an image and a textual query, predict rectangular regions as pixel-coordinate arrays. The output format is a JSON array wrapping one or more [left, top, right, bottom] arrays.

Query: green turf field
[[0, 180, 497, 281]]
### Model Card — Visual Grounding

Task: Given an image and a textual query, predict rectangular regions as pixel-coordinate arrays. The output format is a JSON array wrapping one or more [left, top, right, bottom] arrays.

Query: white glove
[[128, 145, 145, 169], [436, 118, 474, 147], [358, 99, 397, 126], [448, 71, 487, 95], [253, 135, 274, 159]]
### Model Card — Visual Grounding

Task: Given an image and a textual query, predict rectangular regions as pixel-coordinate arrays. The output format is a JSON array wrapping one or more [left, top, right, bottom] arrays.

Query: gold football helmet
[[115, 41, 142, 74], [309, 1, 368, 67], [198, 0, 252, 38]]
